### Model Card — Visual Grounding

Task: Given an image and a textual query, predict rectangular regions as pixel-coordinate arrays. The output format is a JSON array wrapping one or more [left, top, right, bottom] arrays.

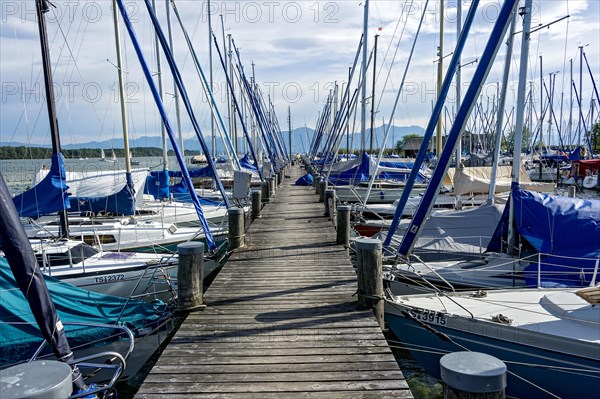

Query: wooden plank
[[135, 168, 412, 398]]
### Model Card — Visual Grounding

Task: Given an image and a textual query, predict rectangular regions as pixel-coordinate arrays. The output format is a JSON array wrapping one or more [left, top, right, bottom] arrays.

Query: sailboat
[[100, 148, 117, 163]]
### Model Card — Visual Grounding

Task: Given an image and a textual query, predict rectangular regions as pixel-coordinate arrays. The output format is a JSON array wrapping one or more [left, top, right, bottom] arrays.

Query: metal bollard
[[355, 238, 384, 330], [251, 190, 262, 219], [0, 361, 73, 399], [228, 207, 245, 250], [177, 242, 204, 312], [568, 185, 576, 198], [261, 180, 270, 203], [440, 352, 507, 399], [324, 189, 336, 220], [336, 205, 351, 247]]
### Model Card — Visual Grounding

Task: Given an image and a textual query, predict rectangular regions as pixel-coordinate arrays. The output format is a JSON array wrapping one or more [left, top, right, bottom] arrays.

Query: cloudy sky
[[0, 0, 598, 149]]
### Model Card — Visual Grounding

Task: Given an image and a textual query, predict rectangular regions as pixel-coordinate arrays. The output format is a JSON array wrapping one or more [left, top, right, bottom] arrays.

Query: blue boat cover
[[167, 166, 213, 179], [70, 172, 136, 215], [144, 169, 171, 200], [239, 154, 258, 172], [12, 153, 70, 218], [170, 181, 223, 206], [0, 256, 167, 367], [295, 173, 314, 186], [487, 184, 600, 287], [327, 152, 425, 186]]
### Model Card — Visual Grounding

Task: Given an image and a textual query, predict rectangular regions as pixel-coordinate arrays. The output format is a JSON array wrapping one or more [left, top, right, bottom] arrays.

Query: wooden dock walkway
[[136, 167, 412, 398]]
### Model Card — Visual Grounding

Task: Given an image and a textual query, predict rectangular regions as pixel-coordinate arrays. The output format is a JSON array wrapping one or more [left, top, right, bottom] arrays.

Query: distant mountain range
[[0, 124, 424, 155]]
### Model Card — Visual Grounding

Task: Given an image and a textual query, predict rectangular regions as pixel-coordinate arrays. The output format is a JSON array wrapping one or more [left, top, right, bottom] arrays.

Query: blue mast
[[397, 0, 519, 256], [115, 0, 218, 250], [383, 0, 481, 247]]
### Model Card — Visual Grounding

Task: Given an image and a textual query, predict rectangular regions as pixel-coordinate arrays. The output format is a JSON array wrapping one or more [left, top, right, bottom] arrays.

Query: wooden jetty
[[136, 167, 412, 398]]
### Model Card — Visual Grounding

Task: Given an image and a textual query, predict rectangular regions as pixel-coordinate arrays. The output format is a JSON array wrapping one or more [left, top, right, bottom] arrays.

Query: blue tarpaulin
[[13, 153, 70, 218], [487, 184, 600, 287], [71, 173, 136, 215], [239, 154, 258, 172], [0, 256, 167, 366], [144, 170, 170, 200], [295, 174, 314, 186], [327, 152, 426, 186]]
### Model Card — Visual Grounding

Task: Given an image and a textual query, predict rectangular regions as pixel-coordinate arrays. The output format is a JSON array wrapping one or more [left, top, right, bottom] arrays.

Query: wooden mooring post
[[261, 180, 270, 203], [318, 180, 327, 202], [228, 207, 245, 250], [440, 352, 507, 399], [336, 204, 351, 247], [324, 188, 336, 220], [355, 238, 384, 330], [251, 190, 262, 219], [314, 175, 322, 193], [177, 242, 204, 312]]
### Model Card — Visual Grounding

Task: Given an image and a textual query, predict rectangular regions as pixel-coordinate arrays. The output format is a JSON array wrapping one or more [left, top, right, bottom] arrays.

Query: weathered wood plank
[[135, 169, 411, 398]]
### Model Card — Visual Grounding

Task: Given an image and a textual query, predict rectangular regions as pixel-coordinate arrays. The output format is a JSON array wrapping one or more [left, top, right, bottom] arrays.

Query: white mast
[[508, 0, 533, 254], [360, 0, 369, 152], [111, 0, 131, 173]]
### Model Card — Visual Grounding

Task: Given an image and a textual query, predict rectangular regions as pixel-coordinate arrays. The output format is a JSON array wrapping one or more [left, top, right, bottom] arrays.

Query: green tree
[[590, 122, 600, 153], [395, 134, 424, 153], [504, 126, 533, 153]]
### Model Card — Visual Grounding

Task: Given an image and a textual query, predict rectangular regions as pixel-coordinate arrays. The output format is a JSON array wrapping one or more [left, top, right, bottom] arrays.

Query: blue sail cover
[[70, 172, 136, 215], [487, 185, 600, 286], [170, 182, 223, 205], [327, 152, 425, 186], [144, 170, 170, 200], [239, 154, 258, 172], [513, 186, 600, 287], [13, 153, 70, 218], [0, 256, 167, 367]]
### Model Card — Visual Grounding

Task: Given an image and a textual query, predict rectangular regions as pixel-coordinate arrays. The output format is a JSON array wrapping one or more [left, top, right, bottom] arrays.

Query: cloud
[[0, 0, 598, 149]]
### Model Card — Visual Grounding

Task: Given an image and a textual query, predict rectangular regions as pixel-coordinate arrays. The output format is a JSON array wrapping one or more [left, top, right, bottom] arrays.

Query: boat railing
[[532, 252, 600, 288], [24, 321, 134, 397]]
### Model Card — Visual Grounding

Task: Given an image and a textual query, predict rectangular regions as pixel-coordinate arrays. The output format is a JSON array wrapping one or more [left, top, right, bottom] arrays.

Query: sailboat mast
[[111, 0, 131, 175], [455, 0, 462, 164], [208, 0, 216, 156], [166, 0, 184, 155], [488, 10, 517, 201], [508, 0, 533, 253], [369, 34, 379, 154], [35, 0, 68, 238], [360, 0, 369, 152], [569, 58, 573, 148], [539, 55, 544, 152], [152, 0, 169, 170], [436, 0, 444, 156]]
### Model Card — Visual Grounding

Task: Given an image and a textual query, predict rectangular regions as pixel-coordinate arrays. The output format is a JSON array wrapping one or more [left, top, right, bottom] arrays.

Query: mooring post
[[314, 175, 322, 193], [228, 207, 245, 250], [177, 241, 204, 312], [0, 361, 73, 399], [251, 190, 262, 219], [568, 185, 576, 198], [261, 180, 270, 203], [278, 169, 284, 185], [324, 188, 336, 220], [355, 238, 384, 330], [336, 205, 351, 247], [267, 177, 275, 199], [440, 352, 507, 399], [318, 180, 327, 202]]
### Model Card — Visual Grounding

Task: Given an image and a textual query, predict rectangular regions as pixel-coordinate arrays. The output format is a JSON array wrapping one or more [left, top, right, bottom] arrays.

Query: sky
[[0, 0, 598, 149]]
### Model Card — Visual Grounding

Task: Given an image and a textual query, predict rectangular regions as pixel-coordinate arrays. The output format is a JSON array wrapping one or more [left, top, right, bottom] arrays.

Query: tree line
[[0, 147, 202, 160]]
